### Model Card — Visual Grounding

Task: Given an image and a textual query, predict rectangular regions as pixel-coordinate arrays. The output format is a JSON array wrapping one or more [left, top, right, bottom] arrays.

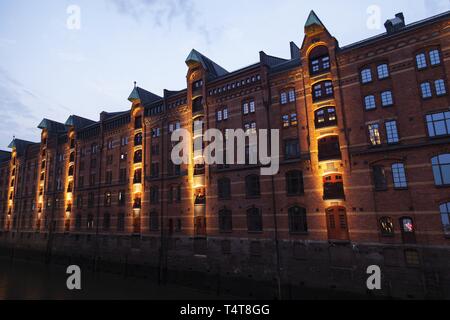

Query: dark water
[[0, 257, 237, 300]]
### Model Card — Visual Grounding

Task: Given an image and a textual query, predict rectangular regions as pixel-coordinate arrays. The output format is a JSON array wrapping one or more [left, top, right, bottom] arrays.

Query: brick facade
[[0, 11, 449, 299]]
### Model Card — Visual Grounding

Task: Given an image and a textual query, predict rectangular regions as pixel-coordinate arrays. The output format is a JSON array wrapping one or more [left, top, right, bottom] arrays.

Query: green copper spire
[[305, 10, 323, 28]]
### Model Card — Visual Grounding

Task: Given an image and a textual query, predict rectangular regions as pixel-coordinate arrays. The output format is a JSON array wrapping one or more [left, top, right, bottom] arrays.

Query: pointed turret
[[185, 49, 228, 80]]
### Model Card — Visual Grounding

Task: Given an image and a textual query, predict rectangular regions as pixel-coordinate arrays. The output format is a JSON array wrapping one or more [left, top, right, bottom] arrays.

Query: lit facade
[[0, 10, 449, 298]]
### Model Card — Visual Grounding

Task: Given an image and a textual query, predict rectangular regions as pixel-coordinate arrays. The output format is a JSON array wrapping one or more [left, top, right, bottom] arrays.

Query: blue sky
[[0, 0, 448, 149]]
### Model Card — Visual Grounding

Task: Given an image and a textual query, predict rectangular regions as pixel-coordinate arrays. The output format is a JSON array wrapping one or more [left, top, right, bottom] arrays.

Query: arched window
[[245, 175, 260, 198], [312, 81, 334, 102], [318, 136, 341, 161], [218, 178, 231, 200], [219, 208, 232, 233], [247, 207, 262, 232], [400, 217, 416, 244], [360, 68, 373, 84], [288, 206, 307, 233], [134, 150, 143, 164], [309, 46, 330, 75], [432, 154, 450, 186], [379, 217, 394, 236], [315, 107, 337, 128], [286, 171, 304, 195], [440, 202, 450, 236]]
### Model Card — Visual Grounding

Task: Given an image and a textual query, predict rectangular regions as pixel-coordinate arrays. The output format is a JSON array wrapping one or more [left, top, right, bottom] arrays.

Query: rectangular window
[[243, 102, 249, 115], [421, 82, 432, 99], [381, 91, 394, 107], [368, 124, 381, 146], [223, 108, 228, 120], [249, 100, 256, 113], [282, 115, 289, 128], [416, 53, 427, 69], [365, 95, 376, 110], [385, 120, 399, 144], [290, 113, 298, 126], [280, 92, 288, 105], [217, 110, 223, 122], [373, 166, 388, 191], [288, 89, 296, 102], [392, 163, 408, 189], [285, 140, 300, 159], [427, 111, 450, 137], [435, 79, 447, 96], [429, 49, 441, 66]]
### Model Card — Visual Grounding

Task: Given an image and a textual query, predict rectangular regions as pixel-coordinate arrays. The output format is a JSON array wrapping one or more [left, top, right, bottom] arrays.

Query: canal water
[[0, 257, 237, 300]]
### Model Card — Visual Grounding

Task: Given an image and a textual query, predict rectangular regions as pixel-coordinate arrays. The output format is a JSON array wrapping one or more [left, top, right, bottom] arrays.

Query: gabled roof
[[185, 49, 229, 79], [8, 138, 38, 156], [128, 86, 163, 106], [38, 118, 67, 133], [305, 10, 324, 28], [65, 115, 97, 130]]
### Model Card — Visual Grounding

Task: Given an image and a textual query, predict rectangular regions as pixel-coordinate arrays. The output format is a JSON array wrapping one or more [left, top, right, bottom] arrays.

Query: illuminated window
[[368, 124, 381, 146], [379, 217, 394, 236], [290, 113, 298, 126], [312, 81, 333, 102], [315, 107, 337, 128], [282, 115, 290, 128], [400, 217, 416, 243], [104, 192, 112, 207]]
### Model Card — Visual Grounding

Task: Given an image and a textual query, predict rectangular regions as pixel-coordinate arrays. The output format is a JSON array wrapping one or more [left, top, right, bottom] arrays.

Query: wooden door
[[326, 206, 349, 241]]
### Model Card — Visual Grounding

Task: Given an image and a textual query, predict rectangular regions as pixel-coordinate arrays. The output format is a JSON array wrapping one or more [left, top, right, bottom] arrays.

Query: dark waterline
[[0, 257, 239, 300]]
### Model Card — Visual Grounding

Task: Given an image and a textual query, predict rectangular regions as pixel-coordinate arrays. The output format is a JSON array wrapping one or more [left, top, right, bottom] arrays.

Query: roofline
[[340, 10, 450, 52]]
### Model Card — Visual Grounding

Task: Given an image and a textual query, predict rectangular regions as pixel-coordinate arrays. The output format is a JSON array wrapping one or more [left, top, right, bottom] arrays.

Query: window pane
[[440, 203, 450, 235], [421, 83, 432, 98], [280, 92, 288, 105], [361, 68, 372, 83], [365, 95, 376, 110], [368, 124, 381, 146], [381, 91, 394, 107], [385, 121, 399, 144], [429, 49, 441, 66], [416, 53, 427, 69], [392, 163, 408, 188], [288, 89, 296, 102], [377, 64, 389, 79], [435, 79, 446, 96]]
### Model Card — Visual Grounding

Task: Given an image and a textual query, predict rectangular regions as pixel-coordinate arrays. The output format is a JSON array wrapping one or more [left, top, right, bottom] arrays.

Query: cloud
[[108, 0, 211, 43], [0, 68, 70, 149]]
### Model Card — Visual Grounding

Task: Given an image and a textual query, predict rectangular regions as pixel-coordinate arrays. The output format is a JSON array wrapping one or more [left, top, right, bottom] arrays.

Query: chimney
[[384, 12, 406, 34]]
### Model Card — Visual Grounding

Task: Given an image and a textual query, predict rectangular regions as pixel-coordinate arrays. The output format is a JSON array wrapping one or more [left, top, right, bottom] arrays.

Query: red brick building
[[0, 10, 449, 299]]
